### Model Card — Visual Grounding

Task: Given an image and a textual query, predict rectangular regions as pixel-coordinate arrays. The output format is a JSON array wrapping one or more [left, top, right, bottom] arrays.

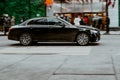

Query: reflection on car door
[[27, 18, 50, 41], [47, 18, 78, 41]]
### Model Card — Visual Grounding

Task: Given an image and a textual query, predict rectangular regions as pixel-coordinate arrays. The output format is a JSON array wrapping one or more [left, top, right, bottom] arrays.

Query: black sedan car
[[8, 17, 100, 46]]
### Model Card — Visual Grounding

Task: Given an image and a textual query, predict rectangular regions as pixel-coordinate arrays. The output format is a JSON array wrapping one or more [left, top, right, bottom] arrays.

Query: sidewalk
[[100, 31, 120, 35], [0, 31, 8, 36], [0, 30, 120, 80], [0, 55, 119, 80]]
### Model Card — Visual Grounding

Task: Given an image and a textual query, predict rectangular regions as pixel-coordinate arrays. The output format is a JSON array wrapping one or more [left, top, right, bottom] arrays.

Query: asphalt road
[[0, 35, 120, 80]]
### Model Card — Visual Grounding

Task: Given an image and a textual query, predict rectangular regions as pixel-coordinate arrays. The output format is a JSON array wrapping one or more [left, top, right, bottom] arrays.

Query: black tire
[[19, 33, 32, 46], [76, 33, 89, 46]]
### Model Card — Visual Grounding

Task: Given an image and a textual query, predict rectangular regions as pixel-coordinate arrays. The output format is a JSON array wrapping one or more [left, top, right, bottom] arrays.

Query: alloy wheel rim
[[20, 34, 31, 45], [77, 33, 89, 45]]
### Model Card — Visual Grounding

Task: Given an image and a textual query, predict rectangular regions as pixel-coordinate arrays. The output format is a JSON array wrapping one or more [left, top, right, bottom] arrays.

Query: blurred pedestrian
[[105, 16, 110, 34], [97, 18, 103, 30], [74, 15, 81, 26], [20, 16, 25, 23], [80, 17, 85, 25], [11, 16, 15, 26], [0, 17, 4, 31], [0, 17, 4, 26], [83, 16, 89, 25], [3, 14, 11, 35], [60, 14, 65, 19], [64, 16, 70, 22]]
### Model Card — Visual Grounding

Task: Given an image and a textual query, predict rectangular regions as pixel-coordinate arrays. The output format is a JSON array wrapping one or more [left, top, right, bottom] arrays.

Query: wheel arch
[[74, 31, 90, 42], [19, 32, 33, 46], [17, 30, 33, 40]]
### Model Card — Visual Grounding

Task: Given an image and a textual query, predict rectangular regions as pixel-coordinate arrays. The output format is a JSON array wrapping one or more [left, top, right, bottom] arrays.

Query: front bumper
[[90, 31, 100, 42]]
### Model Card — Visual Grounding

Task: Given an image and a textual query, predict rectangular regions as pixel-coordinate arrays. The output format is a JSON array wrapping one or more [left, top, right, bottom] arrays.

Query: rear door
[[27, 18, 50, 41]]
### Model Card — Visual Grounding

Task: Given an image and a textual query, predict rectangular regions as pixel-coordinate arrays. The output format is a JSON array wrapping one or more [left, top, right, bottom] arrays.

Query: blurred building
[[108, 0, 119, 28], [46, 0, 120, 28]]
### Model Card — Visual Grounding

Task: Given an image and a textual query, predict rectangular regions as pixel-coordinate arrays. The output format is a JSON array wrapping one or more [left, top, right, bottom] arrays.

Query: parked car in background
[[8, 16, 100, 46]]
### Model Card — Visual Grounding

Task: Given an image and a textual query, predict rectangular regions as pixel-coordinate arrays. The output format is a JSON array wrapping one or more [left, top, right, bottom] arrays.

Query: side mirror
[[60, 23, 65, 28], [56, 22, 65, 28], [61, 24, 65, 28]]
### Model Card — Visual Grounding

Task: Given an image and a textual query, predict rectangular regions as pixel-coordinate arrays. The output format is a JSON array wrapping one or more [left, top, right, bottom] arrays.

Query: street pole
[[105, 0, 110, 34], [106, 0, 108, 16]]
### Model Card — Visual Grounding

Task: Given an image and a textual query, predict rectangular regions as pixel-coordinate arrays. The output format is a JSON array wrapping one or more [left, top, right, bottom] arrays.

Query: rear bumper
[[8, 32, 19, 41]]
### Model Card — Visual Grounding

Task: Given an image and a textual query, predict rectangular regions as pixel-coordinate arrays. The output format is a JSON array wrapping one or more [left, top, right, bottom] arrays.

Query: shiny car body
[[8, 17, 100, 46]]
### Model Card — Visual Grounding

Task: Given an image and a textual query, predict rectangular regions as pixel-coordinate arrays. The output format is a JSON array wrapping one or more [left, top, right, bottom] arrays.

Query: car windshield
[[56, 17, 77, 28], [57, 17, 72, 26]]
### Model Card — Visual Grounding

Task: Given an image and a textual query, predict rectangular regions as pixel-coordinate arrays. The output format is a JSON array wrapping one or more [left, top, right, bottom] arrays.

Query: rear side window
[[27, 18, 47, 25]]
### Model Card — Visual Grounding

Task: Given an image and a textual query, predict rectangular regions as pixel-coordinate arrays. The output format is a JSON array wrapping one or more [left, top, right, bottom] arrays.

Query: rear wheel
[[19, 33, 32, 46], [76, 33, 89, 46]]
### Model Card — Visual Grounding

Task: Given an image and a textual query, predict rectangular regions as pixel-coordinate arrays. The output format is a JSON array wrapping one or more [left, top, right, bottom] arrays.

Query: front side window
[[19, 20, 28, 26], [47, 18, 60, 25], [47, 17, 67, 27]]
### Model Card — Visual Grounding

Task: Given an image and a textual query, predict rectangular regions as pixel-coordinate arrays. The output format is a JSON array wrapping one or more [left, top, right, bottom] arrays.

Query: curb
[[100, 31, 120, 35]]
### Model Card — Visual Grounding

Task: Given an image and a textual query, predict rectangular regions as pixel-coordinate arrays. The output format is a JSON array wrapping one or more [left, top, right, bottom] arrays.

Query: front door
[[47, 17, 78, 42]]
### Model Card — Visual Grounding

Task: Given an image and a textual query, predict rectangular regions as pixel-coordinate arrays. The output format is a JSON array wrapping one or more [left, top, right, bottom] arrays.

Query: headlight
[[90, 30, 98, 34]]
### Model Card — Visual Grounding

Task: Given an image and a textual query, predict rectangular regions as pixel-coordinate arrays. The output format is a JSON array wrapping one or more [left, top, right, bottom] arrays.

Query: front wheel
[[19, 33, 32, 46], [76, 33, 89, 46]]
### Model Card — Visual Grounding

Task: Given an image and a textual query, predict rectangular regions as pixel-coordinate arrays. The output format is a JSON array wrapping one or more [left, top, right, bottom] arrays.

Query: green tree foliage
[[0, 1, 5, 16], [0, 0, 46, 24], [31, 0, 46, 18]]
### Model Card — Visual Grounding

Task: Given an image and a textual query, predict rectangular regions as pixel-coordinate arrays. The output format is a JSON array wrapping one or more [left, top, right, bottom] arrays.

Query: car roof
[[24, 16, 72, 26], [29, 16, 58, 20]]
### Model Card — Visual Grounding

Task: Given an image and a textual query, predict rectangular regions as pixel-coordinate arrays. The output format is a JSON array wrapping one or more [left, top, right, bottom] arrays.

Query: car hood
[[76, 25, 99, 31]]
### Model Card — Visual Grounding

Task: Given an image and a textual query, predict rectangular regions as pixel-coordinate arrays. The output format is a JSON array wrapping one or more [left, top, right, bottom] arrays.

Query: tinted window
[[27, 20, 35, 25], [47, 18, 60, 25], [28, 18, 47, 25], [19, 21, 27, 26]]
